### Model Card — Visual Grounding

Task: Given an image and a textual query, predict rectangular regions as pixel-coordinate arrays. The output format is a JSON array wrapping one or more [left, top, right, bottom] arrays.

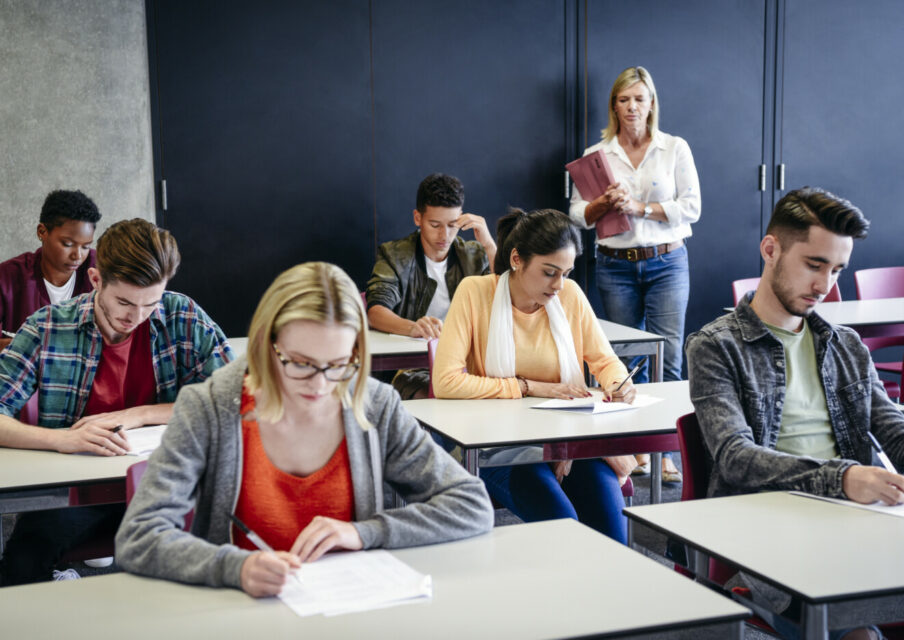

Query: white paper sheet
[[531, 393, 662, 415], [789, 490, 904, 518], [278, 550, 432, 617], [124, 424, 167, 456]]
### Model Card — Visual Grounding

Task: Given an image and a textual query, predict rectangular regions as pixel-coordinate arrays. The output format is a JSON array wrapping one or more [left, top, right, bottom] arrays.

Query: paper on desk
[[278, 549, 432, 617], [789, 491, 904, 518], [531, 393, 662, 415], [124, 425, 167, 456]]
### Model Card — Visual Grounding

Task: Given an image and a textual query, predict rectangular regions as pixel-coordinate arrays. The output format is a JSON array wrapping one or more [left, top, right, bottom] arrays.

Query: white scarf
[[485, 271, 583, 385]]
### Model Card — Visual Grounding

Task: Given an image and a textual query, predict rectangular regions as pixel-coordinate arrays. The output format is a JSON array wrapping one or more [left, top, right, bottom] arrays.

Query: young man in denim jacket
[[687, 187, 904, 504], [686, 187, 904, 640]]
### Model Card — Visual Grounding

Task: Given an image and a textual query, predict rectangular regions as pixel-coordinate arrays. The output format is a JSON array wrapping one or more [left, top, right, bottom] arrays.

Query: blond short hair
[[244, 262, 371, 428], [602, 66, 659, 141]]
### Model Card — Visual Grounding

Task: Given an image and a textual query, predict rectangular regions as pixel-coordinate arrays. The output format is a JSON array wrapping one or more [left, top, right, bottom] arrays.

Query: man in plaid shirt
[[0, 218, 233, 586]]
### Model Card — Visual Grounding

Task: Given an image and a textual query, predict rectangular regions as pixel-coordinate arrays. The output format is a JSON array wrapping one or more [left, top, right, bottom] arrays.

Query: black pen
[[867, 432, 898, 474], [111, 425, 123, 434], [228, 513, 302, 583], [613, 356, 648, 393]]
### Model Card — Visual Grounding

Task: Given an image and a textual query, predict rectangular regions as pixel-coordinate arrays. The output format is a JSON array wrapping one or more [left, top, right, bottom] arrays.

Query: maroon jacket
[[0, 248, 97, 332]]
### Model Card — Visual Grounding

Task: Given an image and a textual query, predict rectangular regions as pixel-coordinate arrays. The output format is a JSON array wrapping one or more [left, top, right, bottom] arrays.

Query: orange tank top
[[232, 389, 354, 551]]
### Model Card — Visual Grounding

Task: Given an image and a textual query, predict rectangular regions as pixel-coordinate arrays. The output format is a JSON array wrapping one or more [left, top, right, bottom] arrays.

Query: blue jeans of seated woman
[[481, 459, 627, 544]]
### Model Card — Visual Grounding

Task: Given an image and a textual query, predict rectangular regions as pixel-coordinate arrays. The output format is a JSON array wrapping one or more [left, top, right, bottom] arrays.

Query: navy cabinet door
[[582, 0, 770, 338], [777, 0, 904, 296], [148, 1, 373, 336], [371, 0, 571, 247]]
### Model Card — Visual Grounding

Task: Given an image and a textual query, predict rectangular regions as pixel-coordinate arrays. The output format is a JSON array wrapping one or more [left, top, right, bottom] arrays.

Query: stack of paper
[[124, 424, 167, 456], [789, 491, 904, 518], [278, 550, 432, 617], [531, 393, 662, 415]]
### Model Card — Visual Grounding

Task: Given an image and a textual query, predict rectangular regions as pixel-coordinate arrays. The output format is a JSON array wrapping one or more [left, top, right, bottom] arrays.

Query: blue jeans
[[595, 244, 689, 384], [480, 460, 627, 544]]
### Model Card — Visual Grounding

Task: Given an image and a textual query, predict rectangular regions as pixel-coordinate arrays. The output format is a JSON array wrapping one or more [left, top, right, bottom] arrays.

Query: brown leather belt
[[598, 240, 684, 262]]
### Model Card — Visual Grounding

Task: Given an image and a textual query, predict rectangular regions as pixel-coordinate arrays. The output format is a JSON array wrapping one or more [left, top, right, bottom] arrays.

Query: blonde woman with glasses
[[117, 262, 492, 597]]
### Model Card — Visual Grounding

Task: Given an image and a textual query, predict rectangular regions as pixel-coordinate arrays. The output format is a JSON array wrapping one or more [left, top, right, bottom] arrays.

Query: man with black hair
[[0, 189, 101, 349], [366, 173, 496, 399], [686, 186, 900, 640]]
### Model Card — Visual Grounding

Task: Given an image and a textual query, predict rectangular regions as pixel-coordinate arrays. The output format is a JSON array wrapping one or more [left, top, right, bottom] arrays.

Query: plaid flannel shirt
[[0, 290, 233, 428]]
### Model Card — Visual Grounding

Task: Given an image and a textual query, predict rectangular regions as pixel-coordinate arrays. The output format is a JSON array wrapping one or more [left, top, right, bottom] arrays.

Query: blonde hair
[[601, 66, 659, 141], [244, 262, 371, 428]]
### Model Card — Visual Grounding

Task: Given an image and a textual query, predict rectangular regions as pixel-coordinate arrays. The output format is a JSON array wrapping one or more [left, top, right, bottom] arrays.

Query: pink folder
[[566, 151, 631, 239]]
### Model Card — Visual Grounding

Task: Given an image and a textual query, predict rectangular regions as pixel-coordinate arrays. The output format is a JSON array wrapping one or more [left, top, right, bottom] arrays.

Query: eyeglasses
[[271, 343, 359, 381]]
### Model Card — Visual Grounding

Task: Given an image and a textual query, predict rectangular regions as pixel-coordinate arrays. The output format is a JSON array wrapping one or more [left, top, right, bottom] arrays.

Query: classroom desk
[[232, 322, 666, 379], [814, 297, 904, 339], [403, 380, 691, 504], [624, 492, 904, 639], [0, 519, 749, 639]]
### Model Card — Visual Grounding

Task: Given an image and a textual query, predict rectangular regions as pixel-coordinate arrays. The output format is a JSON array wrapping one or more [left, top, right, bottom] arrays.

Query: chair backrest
[[732, 276, 841, 305], [427, 338, 439, 398], [126, 460, 149, 504], [675, 412, 709, 502], [854, 266, 904, 300]]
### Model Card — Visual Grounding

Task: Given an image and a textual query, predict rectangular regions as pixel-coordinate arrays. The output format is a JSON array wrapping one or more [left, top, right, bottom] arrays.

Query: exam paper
[[278, 550, 432, 617], [789, 491, 904, 518], [531, 393, 662, 415], [124, 425, 167, 456]]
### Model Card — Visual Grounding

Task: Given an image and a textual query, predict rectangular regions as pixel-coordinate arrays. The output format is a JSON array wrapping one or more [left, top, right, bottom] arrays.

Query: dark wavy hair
[[415, 173, 465, 212], [493, 208, 582, 274], [39, 190, 101, 230], [767, 186, 869, 247]]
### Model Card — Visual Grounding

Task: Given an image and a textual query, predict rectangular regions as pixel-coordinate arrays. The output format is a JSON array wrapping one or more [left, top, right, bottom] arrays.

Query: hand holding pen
[[229, 514, 303, 598], [840, 432, 904, 506], [604, 357, 647, 404]]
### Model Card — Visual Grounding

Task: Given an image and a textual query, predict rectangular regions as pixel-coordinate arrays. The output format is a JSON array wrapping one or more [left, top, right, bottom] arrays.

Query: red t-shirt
[[84, 320, 156, 416], [233, 389, 354, 552]]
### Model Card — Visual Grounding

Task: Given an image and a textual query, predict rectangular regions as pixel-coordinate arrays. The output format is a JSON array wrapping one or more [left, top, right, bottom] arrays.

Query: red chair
[[125, 459, 194, 531], [854, 267, 904, 402], [732, 276, 841, 306]]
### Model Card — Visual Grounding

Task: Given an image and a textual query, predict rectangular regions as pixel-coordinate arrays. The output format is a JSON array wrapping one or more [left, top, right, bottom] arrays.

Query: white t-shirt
[[424, 256, 451, 320], [569, 130, 701, 248], [44, 273, 77, 305]]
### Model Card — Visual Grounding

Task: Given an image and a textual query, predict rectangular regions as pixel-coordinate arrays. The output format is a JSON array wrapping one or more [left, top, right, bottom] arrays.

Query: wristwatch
[[642, 204, 653, 219]]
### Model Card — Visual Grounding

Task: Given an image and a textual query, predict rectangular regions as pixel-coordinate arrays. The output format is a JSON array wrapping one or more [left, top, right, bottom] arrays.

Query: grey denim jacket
[[686, 294, 904, 499]]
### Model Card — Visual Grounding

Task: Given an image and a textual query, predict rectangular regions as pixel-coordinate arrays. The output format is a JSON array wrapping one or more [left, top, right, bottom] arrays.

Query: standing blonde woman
[[117, 262, 492, 597], [569, 65, 701, 483]]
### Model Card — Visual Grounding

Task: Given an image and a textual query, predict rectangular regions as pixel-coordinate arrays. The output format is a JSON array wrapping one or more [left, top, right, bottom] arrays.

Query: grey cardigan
[[115, 357, 493, 589]]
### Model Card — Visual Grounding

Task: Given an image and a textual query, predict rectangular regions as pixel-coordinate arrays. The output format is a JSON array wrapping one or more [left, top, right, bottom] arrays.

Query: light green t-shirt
[[766, 321, 839, 460]]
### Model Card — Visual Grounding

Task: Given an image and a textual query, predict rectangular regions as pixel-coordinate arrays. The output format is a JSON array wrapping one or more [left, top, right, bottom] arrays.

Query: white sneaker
[[52, 568, 81, 581], [84, 556, 114, 568]]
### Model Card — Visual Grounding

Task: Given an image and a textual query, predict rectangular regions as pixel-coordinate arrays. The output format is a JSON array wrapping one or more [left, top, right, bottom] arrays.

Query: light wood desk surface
[[404, 381, 691, 503], [0, 519, 749, 640], [625, 492, 904, 638]]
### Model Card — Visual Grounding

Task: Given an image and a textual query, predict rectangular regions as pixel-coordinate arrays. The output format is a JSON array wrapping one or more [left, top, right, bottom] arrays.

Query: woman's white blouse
[[568, 131, 701, 249]]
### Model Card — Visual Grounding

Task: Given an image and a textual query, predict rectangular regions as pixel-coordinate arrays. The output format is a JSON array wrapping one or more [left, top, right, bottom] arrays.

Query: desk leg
[[802, 604, 828, 640], [464, 448, 479, 476], [652, 342, 664, 383], [651, 452, 662, 504], [689, 549, 710, 580]]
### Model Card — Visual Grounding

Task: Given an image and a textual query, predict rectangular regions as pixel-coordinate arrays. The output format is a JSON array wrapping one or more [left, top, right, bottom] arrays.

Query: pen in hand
[[866, 432, 899, 474], [228, 513, 303, 584], [613, 356, 648, 394]]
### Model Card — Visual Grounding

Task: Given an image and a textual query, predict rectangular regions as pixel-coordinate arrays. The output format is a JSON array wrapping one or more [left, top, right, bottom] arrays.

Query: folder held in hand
[[566, 150, 631, 239]]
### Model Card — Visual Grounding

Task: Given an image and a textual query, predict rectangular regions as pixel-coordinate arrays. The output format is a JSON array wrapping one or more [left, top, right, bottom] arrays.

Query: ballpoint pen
[[867, 432, 899, 474], [613, 356, 648, 393], [228, 513, 303, 583]]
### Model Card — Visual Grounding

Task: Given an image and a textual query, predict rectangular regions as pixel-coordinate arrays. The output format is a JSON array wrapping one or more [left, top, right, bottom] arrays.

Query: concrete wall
[[0, 0, 153, 256]]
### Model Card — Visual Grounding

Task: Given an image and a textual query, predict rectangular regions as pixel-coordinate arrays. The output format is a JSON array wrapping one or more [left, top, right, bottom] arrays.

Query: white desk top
[[599, 318, 665, 344], [0, 448, 138, 493], [625, 491, 904, 603], [812, 297, 904, 327], [403, 381, 690, 448], [0, 519, 748, 639], [229, 321, 662, 362]]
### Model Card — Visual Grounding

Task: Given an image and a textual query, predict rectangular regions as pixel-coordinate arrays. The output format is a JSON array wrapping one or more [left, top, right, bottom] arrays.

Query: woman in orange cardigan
[[432, 208, 636, 543]]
